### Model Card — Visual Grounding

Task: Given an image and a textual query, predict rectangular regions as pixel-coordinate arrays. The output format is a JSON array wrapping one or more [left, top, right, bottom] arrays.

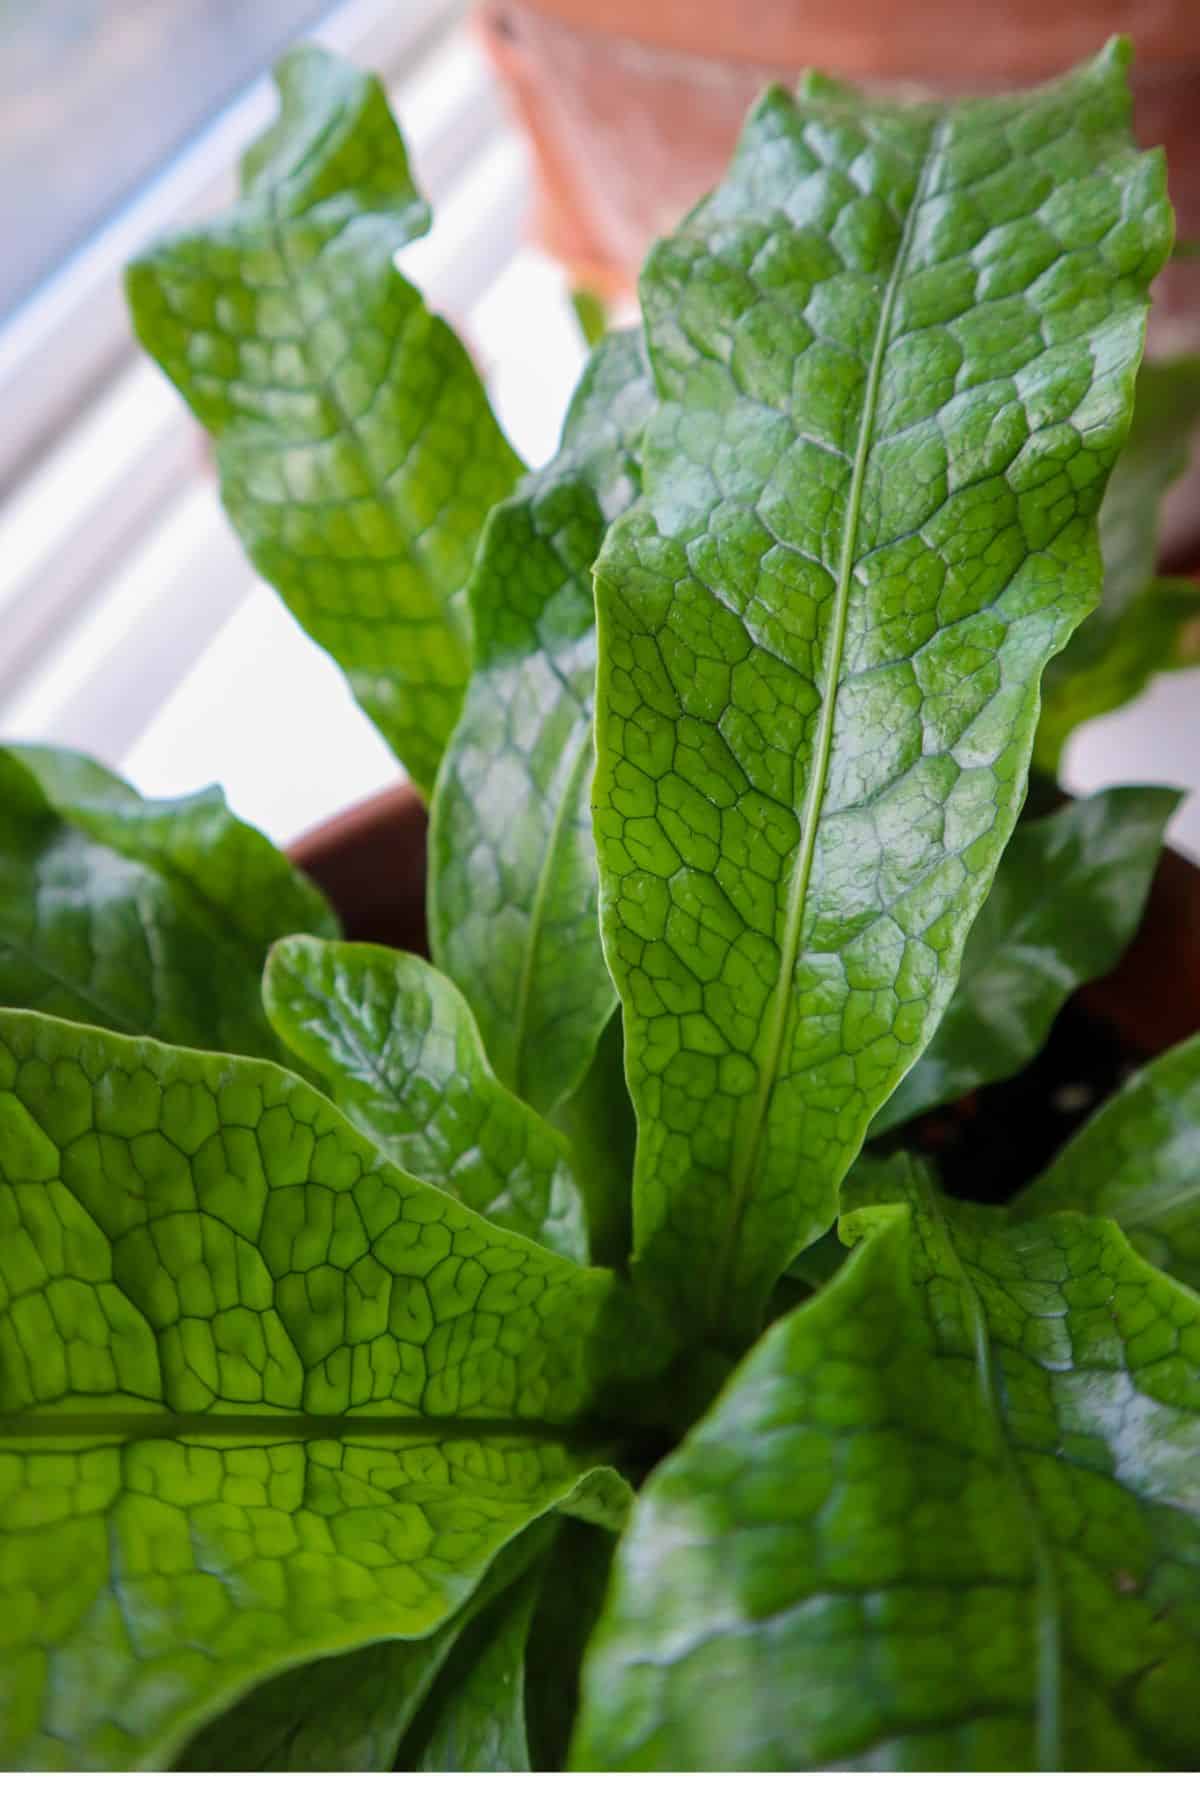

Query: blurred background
[[0, 0, 1197, 851]]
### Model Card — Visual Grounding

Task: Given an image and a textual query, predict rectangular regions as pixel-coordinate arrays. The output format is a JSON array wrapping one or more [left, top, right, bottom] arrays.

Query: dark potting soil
[[877, 1000, 1142, 1207]]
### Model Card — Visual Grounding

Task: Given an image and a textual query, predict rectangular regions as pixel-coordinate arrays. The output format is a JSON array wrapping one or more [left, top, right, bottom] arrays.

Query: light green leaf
[[0, 748, 335, 1058], [873, 785, 1177, 1134], [1036, 358, 1200, 770], [263, 936, 587, 1261], [593, 43, 1171, 1343], [574, 1187, 1200, 1770], [407, 1563, 543, 1771], [126, 45, 522, 795], [428, 330, 654, 1116], [0, 1011, 667, 1770], [176, 1523, 550, 1771], [1014, 1031, 1200, 1290]]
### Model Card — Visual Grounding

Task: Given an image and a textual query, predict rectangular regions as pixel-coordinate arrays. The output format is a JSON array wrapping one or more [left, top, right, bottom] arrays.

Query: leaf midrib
[[0, 1410, 610, 1445], [926, 1187, 1063, 1771], [713, 119, 945, 1327]]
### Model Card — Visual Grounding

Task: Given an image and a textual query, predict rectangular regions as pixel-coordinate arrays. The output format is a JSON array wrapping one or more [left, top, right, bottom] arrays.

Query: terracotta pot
[[477, 0, 1200, 559], [289, 780, 1200, 1060], [288, 784, 429, 958], [477, 0, 1200, 293]]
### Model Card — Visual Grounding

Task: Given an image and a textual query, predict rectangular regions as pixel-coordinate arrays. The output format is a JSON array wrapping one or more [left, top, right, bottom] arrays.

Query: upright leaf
[[549, 1013, 636, 1270], [405, 1564, 542, 1771], [593, 44, 1171, 1342], [428, 330, 654, 1115], [263, 936, 587, 1261], [0, 748, 335, 1058], [1036, 358, 1200, 769], [872, 785, 1177, 1133], [0, 1012, 667, 1770], [177, 1524, 550, 1771], [1015, 1031, 1200, 1290], [127, 46, 522, 794], [574, 1190, 1200, 1770], [523, 1521, 616, 1770]]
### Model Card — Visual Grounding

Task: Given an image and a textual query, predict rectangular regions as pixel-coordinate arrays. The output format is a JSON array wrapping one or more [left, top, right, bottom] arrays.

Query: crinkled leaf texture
[[263, 936, 588, 1261], [1036, 358, 1200, 769], [592, 42, 1172, 1345], [873, 784, 1177, 1133], [176, 1521, 550, 1771], [0, 748, 335, 1058], [429, 329, 654, 1115], [0, 1012, 667, 1770], [574, 1188, 1200, 1770], [1015, 1031, 1200, 1291], [126, 46, 522, 795]]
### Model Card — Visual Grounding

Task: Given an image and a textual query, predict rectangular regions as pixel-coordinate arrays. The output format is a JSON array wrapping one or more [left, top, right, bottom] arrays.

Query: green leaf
[[263, 936, 587, 1261], [428, 329, 654, 1116], [176, 1522, 550, 1771], [873, 785, 1177, 1134], [549, 1012, 636, 1270], [0, 1011, 668, 1770], [1037, 574, 1200, 770], [406, 1562, 543, 1770], [0, 748, 335, 1058], [524, 1520, 616, 1770], [1036, 358, 1200, 770], [126, 45, 522, 795], [571, 289, 609, 350], [784, 1150, 925, 1289], [592, 44, 1172, 1344], [1014, 1031, 1200, 1290], [573, 1185, 1200, 1770]]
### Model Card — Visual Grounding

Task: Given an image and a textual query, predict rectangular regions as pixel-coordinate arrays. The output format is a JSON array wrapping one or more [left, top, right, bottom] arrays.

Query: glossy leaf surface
[[0, 1012, 666, 1769], [575, 1190, 1200, 1770], [127, 46, 521, 794], [592, 45, 1171, 1341], [1015, 1031, 1200, 1290], [1036, 358, 1200, 769], [263, 936, 587, 1260], [429, 330, 654, 1114], [0, 749, 335, 1058], [874, 785, 1176, 1133], [409, 1563, 541, 1770]]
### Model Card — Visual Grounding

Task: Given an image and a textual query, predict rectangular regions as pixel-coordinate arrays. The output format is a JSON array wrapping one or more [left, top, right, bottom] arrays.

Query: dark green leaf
[[1014, 1031, 1200, 1290], [406, 1563, 543, 1770], [574, 1186, 1200, 1770], [524, 1521, 616, 1771], [873, 785, 1177, 1133], [549, 1011, 636, 1270], [263, 936, 587, 1260], [428, 330, 653, 1115], [0, 1011, 668, 1769], [127, 46, 522, 794], [1036, 359, 1200, 769], [0, 748, 335, 1058], [592, 44, 1171, 1344]]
